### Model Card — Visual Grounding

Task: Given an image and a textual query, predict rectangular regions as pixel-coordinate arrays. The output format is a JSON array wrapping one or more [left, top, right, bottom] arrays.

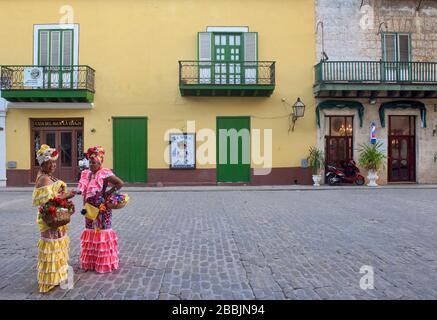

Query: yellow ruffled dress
[[32, 180, 70, 293]]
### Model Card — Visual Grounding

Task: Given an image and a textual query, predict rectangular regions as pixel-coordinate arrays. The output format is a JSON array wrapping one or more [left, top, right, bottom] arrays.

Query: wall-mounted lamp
[[377, 22, 388, 35], [283, 97, 306, 132], [369, 98, 377, 105], [316, 21, 328, 61], [91, 128, 96, 133]]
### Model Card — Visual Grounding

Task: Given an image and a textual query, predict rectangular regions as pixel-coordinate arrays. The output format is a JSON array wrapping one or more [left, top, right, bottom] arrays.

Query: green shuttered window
[[198, 30, 258, 85]]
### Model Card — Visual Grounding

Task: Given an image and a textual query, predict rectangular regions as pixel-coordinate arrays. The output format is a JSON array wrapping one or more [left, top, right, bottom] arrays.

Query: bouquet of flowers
[[38, 197, 75, 228], [106, 192, 129, 209]]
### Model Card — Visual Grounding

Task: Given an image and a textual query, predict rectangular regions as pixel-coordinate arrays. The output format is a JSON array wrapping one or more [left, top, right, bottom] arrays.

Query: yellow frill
[[37, 236, 70, 293]]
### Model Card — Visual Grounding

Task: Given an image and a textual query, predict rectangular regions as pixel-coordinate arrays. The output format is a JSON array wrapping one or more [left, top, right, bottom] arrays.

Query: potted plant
[[307, 147, 325, 187], [358, 142, 386, 187]]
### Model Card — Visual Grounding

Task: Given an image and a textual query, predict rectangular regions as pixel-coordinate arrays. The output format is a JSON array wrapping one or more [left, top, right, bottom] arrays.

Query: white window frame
[[206, 26, 248, 33], [33, 24, 79, 65]]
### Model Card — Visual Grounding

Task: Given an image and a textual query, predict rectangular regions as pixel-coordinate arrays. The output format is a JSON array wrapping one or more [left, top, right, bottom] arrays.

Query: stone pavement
[[0, 187, 437, 300]]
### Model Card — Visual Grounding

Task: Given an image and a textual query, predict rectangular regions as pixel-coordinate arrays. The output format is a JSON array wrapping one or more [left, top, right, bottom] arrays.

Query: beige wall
[[1, 0, 316, 172]]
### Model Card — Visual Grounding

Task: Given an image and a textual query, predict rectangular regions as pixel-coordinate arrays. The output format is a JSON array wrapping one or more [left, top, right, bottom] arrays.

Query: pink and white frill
[[80, 229, 119, 273]]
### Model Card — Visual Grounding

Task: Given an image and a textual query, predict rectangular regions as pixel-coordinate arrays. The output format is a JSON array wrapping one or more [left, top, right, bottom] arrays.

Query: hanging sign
[[370, 121, 377, 144], [24, 67, 44, 87], [169, 133, 196, 169]]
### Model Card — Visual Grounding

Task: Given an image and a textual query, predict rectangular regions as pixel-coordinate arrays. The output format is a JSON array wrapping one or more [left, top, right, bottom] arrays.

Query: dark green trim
[[180, 84, 274, 97], [315, 83, 437, 92], [316, 100, 364, 128], [180, 84, 274, 90], [1, 89, 94, 102], [379, 100, 426, 128]]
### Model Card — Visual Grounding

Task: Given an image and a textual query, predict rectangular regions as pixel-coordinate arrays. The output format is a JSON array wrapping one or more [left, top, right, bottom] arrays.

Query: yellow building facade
[[0, 0, 315, 186]]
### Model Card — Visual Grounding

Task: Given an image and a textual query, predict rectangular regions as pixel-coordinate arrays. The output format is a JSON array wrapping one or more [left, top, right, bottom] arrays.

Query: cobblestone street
[[0, 187, 437, 300]]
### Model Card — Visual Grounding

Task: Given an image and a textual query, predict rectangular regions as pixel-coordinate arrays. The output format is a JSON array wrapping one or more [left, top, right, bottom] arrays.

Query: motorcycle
[[326, 159, 365, 186]]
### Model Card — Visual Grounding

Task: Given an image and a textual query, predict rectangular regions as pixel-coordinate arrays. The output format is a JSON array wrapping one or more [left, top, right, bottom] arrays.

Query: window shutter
[[244, 32, 257, 62], [398, 34, 410, 62], [198, 32, 212, 61], [383, 34, 396, 62], [39, 31, 49, 65], [244, 32, 258, 84], [198, 32, 212, 84], [62, 30, 73, 65], [50, 31, 61, 65]]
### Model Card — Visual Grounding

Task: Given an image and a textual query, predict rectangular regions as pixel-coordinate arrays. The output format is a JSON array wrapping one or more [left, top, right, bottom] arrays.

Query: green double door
[[216, 117, 251, 183], [113, 117, 148, 183], [213, 33, 243, 85]]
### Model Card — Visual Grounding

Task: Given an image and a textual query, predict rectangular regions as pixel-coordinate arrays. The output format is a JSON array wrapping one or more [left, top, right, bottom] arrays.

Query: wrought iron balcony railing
[[179, 60, 275, 85], [315, 61, 437, 84], [0, 65, 95, 92]]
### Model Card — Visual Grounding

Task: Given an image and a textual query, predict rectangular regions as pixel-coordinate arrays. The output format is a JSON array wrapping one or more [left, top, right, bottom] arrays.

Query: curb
[[1, 185, 437, 193]]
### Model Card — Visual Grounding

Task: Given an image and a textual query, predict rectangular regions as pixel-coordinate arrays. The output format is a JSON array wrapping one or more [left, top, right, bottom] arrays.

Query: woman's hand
[[59, 190, 77, 200]]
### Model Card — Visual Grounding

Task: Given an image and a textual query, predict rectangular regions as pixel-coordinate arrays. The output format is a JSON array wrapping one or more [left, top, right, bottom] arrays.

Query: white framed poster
[[24, 67, 43, 87], [169, 133, 196, 169]]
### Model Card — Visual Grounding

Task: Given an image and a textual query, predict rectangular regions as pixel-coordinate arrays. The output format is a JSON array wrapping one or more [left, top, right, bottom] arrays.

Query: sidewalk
[[2, 184, 437, 192]]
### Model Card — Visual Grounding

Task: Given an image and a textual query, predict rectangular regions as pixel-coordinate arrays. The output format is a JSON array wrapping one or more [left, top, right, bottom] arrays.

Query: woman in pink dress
[[77, 146, 124, 273]]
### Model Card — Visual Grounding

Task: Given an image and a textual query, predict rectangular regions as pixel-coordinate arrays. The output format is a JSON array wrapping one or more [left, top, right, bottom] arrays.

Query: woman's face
[[89, 157, 101, 173], [42, 160, 57, 174]]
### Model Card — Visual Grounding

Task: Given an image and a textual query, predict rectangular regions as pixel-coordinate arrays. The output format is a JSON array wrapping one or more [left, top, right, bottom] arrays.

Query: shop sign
[[33, 119, 83, 128]]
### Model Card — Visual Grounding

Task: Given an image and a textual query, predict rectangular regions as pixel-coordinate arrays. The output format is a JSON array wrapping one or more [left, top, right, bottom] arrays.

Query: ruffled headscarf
[[36, 144, 59, 166], [86, 146, 105, 164]]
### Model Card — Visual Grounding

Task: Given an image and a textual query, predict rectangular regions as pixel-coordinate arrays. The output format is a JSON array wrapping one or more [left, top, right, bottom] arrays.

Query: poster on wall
[[169, 133, 196, 169], [24, 67, 44, 87]]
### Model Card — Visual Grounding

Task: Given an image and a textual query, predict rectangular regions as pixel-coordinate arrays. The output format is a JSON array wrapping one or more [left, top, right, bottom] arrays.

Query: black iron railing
[[315, 61, 437, 84], [179, 61, 275, 86], [0, 65, 95, 92]]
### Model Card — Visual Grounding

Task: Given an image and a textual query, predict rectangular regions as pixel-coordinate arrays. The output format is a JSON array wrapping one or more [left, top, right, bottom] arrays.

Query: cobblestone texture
[[0, 188, 437, 300]]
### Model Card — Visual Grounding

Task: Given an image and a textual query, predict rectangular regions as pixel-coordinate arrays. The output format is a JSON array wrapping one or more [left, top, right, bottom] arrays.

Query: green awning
[[379, 101, 427, 128], [316, 100, 365, 128]]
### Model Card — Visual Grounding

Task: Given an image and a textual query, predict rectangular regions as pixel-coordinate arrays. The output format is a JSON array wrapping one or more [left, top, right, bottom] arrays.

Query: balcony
[[0, 65, 95, 103], [314, 61, 437, 99], [179, 61, 275, 97]]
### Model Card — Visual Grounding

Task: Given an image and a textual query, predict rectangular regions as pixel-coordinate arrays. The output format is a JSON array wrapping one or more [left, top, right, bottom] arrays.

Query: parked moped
[[326, 159, 365, 186]]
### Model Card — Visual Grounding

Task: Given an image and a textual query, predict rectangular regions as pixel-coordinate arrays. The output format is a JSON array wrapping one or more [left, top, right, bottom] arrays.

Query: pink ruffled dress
[[78, 168, 119, 273]]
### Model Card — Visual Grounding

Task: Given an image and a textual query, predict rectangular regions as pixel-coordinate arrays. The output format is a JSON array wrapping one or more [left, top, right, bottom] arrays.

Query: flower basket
[[107, 201, 127, 209], [39, 197, 75, 229], [106, 192, 129, 210]]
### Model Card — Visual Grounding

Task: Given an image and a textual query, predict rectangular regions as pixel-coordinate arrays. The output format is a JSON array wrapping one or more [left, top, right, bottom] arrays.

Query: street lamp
[[282, 97, 306, 132], [290, 97, 306, 132]]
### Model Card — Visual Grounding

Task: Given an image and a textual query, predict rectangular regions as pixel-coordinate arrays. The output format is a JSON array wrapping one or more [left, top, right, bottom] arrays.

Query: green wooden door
[[216, 117, 251, 183], [213, 33, 243, 84], [113, 117, 148, 182]]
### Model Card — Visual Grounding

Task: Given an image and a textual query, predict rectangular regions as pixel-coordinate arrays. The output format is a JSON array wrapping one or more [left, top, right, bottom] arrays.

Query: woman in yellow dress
[[32, 144, 76, 293]]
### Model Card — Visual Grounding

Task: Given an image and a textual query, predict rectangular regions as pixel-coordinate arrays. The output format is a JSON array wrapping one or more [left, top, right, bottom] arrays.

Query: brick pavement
[[0, 188, 436, 300]]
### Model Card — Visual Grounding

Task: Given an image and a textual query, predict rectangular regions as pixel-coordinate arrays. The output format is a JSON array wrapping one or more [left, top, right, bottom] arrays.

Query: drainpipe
[[0, 91, 7, 187]]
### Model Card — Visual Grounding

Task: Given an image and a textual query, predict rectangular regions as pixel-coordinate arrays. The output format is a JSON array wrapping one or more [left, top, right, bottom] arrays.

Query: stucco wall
[[0, 0, 315, 175]]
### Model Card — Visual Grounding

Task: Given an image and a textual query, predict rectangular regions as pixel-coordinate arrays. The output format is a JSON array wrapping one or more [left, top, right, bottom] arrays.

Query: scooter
[[326, 159, 365, 186], [77, 157, 89, 181]]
